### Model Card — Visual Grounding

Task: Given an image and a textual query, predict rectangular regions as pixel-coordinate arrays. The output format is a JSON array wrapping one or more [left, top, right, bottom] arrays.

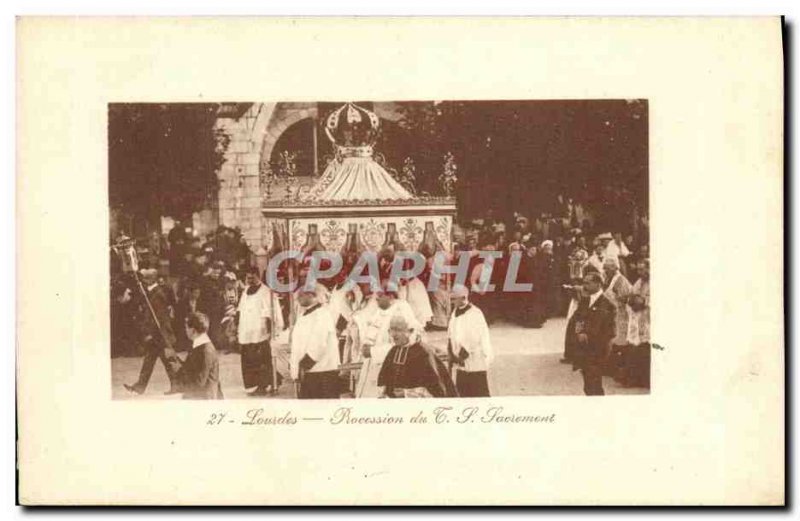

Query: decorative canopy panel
[[281, 216, 453, 253]]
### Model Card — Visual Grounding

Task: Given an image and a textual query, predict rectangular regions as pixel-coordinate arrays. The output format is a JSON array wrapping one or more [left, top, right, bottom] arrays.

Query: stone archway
[[268, 118, 316, 177], [259, 104, 319, 174]]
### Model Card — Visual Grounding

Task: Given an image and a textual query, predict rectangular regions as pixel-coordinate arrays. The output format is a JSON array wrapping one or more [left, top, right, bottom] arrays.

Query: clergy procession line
[[122, 270, 496, 400], [114, 244, 648, 400]]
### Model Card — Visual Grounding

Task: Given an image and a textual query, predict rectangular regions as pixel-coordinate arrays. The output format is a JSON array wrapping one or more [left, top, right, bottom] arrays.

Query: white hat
[[540, 240, 553, 249], [139, 268, 158, 281]]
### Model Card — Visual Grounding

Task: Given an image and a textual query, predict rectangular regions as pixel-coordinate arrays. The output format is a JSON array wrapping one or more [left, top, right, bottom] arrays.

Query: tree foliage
[[391, 100, 648, 225], [108, 103, 230, 225]]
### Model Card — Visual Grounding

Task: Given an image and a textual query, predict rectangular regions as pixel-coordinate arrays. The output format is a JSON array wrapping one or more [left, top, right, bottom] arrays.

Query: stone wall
[[214, 103, 276, 250]]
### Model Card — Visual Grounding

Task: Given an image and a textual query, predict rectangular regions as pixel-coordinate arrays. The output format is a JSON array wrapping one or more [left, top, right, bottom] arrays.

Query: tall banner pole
[[135, 273, 173, 351], [266, 223, 280, 396], [445, 222, 455, 381], [284, 220, 300, 399], [269, 289, 278, 394], [115, 236, 175, 355]]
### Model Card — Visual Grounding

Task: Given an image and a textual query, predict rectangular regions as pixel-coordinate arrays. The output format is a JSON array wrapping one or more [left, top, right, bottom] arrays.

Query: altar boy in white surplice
[[289, 286, 341, 399], [447, 284, 494, 397]]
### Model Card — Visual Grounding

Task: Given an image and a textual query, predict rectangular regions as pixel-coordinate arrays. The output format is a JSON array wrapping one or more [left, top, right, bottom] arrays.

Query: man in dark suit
[[177, 312, 223, 400], [200, 261, 229, 354], [570, 272, 616, 396], [125, 269, 181, 395], [173, 281, 204, 351]]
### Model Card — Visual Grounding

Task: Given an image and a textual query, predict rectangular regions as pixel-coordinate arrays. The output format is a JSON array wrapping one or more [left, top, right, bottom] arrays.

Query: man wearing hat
[[447, 284, 494, 397], [125, 268, 181, 395], [586, 240, 607, 279], [290, 284, 341, 399], [595, 232, 613, 254]]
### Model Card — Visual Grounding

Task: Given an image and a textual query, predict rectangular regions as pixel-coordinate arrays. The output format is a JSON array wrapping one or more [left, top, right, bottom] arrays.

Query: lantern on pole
[[113, 234, 139, 273]]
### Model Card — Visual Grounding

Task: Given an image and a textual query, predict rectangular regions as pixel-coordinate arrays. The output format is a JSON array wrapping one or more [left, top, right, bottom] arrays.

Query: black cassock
[[377, 342, 457, 398]]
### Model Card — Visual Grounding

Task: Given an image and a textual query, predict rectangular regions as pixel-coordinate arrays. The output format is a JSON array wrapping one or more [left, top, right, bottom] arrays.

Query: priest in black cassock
[[377, 315, 456, 398]]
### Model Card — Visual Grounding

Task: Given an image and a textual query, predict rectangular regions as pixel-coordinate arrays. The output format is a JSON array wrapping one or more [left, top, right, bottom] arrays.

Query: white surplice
[[448, 304, 493, 372], [289, 304, 340, 380], [237, 284, 282, 345]]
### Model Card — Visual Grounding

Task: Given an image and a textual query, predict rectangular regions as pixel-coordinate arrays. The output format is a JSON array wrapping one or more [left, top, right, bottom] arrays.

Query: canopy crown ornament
[[324, 102, 380, 155]]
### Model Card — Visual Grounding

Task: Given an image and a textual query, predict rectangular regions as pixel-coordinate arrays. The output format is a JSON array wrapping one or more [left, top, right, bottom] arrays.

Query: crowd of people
[[452, 192, 651, 391], [111, 225, 252, 357], [110, 192, 650, 399]]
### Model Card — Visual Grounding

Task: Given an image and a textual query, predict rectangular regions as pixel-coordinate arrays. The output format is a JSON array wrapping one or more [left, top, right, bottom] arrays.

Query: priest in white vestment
[[341, 283, 377, 365], [399, 276, 433, 327]]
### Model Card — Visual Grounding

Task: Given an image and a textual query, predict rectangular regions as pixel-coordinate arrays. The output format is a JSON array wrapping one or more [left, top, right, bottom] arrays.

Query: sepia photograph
[[109, 100, 650, 401], [16, 15, 783, 506]]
